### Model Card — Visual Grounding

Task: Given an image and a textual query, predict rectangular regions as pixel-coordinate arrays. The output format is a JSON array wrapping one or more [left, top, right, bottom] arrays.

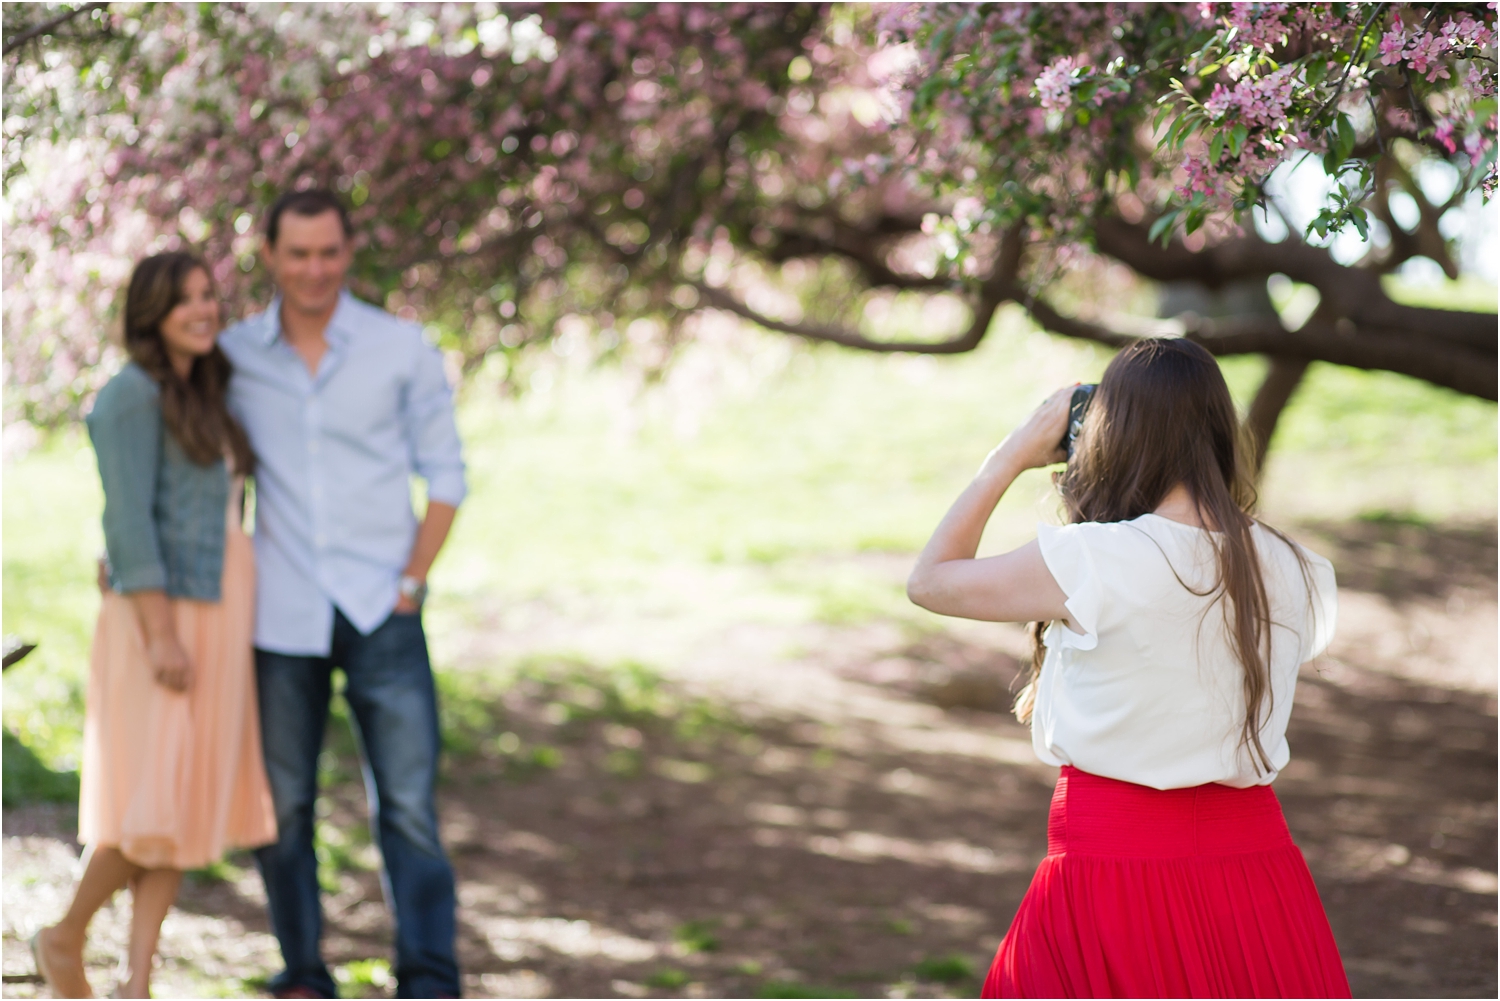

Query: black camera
[[1059, 384, 1096, 459]]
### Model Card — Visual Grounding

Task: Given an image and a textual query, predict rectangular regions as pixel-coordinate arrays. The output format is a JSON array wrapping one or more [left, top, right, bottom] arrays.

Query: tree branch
[[1093, 215, 1495, 353], [1373, 153, 1461, 278], [767, 214, 948, 291], [693, 281, 997, 353], [695, 224, 1026, 354], [1013, 297, 1494, 399], [3, 2, 109, 56]]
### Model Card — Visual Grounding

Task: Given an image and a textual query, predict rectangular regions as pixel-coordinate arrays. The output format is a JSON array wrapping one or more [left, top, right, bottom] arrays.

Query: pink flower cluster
[[1202, 66, 1295, 129], [1380, 13, 1495, 82], [1204, 2, 1344, 54], [1034, 56, 1080, 112], [6, 2, 853, 426]]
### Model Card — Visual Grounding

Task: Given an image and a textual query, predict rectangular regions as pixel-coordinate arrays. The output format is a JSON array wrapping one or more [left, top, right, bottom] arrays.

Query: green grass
[[3, 311, 1494, 786], [2, 727, 79, 806], [333, 958, 391, 992], [912, 954, 977, 983], [2, 430, 102, 776], [646, 968, 690, 989], [755, 982, 859, 999], [674, 918, 721, 953], [1383, 274, 1498, 312], [434, 654, 739, 779]]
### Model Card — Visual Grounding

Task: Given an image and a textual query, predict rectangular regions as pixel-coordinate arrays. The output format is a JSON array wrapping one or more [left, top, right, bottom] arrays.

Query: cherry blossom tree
[[867, 1, 1497, 459], [4, 2, 832, 423], [4, 2, 1495, 464]]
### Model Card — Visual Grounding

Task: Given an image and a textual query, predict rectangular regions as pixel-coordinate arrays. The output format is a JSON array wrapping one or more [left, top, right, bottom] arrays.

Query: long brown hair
[[1014, 337, 1303, 774], [123, 253, 255, 473]]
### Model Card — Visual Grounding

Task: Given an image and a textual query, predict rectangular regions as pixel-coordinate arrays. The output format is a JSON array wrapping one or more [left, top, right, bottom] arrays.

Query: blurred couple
[[32, 191, 467, 999]]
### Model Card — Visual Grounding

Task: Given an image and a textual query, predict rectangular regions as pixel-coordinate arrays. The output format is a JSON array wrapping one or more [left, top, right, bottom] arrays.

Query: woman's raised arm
[[907, 387, 1073, 624]]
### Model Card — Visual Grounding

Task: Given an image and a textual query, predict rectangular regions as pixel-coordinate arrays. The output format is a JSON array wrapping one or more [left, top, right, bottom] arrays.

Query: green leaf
[[1334, 112, 1356, 162], [1209, 130, 1226, 164], [1148, 210, 1178, 245], [1349, 206, 1369, 240], [1166, 114, 1195, 151], [1157, 115, 1184, 151], [1229, 123, 1248, 157]]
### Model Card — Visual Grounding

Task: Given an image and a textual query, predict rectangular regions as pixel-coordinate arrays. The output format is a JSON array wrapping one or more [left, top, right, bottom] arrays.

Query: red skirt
[[984, 766, 1350, 999]]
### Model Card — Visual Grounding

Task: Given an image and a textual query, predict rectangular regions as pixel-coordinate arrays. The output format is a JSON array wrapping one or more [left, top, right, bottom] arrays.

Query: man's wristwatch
[[398, 574, 429, 607]]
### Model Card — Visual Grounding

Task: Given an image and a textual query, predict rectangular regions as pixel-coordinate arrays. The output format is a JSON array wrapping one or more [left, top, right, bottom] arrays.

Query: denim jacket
[[86, 363, 229, 601]]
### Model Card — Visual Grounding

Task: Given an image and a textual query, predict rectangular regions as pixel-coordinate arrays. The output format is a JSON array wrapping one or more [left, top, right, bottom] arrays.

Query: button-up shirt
[[220, 291, 467, 655]]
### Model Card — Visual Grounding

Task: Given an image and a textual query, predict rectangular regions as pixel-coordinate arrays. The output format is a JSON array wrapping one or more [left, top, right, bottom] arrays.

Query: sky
[[1255, 151, 1498, 285]]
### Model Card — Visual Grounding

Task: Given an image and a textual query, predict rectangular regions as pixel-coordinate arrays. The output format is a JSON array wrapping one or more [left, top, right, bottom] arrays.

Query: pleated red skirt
[[984, 766, 1350, 999]]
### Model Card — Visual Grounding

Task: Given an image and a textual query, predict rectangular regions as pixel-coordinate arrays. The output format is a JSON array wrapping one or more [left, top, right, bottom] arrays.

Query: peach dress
[[78, 475, 277, 869]]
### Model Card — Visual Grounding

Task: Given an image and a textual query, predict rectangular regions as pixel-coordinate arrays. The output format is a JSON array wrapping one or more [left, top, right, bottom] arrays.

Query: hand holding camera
[[981, 383, 1090, 478]]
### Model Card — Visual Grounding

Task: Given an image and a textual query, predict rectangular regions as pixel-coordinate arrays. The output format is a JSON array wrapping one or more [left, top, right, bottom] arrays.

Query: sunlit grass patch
[[3, 313, 1494, 805], [674, 918, 721, 954], [646, 967, 690, 989], [314, 815, 380, 892], [513, 657, 740, 738], [334, 957, 392, 993], [755, 981, 860, 999], [800, 572, 909, 627], [1, 727, 79, 806], [432, 655, 743, 797], [225, 975, 272, 996], [187, 854, 249, 886], [1357, 509, 1437, 528], [912, 953, 977, 984], [435, 668, 511, 756], [2, 430, 101, 776], [1221, 357, 1498, 522]]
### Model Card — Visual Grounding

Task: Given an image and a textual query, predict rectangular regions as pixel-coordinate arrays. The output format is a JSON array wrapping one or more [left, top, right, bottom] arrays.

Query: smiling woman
[[121, 254, 254, 472], [33, 251, 275, 1000], [156, 269, 220, 375]]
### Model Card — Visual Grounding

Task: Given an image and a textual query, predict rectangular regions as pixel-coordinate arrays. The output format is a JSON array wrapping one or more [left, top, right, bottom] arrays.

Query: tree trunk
[[1246, 355, 1310, 476]]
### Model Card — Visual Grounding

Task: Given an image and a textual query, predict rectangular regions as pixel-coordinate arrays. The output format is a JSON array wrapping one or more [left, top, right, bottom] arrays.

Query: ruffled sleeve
[[1035, 522, 1103, 651], [1302, 550, 1339, 661]]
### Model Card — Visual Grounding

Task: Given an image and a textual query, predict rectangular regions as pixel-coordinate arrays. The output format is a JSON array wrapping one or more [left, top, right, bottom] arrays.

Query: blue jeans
[[254, 609, 460, 998]]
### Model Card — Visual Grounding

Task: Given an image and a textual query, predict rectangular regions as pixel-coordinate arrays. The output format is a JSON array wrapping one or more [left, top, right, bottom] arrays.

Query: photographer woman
[[32, 253, 277, 999], [908, 338, 1349, 998]]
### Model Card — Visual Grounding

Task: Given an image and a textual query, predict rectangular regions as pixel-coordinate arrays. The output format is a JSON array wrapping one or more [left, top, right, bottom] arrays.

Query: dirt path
[[4, 520, 1495, 999]]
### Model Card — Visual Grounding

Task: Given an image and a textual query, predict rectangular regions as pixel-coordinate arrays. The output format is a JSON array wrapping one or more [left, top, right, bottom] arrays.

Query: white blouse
[[1032, 513, 1337, 790]]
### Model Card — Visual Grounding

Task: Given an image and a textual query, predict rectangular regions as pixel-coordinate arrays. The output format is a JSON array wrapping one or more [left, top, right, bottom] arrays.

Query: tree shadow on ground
[[4, 519, 1494, 999], [1294, 516, 1497, 600], [278, 642, 1494, 998]]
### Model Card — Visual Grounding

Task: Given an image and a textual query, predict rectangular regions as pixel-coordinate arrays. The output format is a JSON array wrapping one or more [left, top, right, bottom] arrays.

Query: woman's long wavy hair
[[1013, 337, 1304, 774], [123, 253, 255, 473]]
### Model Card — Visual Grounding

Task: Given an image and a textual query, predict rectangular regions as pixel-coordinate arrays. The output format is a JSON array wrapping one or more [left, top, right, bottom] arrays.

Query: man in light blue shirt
[[220, 189, 464, 999]]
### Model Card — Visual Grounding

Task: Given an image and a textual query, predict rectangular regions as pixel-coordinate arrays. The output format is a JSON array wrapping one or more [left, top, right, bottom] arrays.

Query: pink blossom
[[1379, 29, 1408, 66], [1403, 32, 1449, 80], [1435, 120, 1457, 154], [1035, 56, 1080, 112], [1465, 128, 1491, 168]]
